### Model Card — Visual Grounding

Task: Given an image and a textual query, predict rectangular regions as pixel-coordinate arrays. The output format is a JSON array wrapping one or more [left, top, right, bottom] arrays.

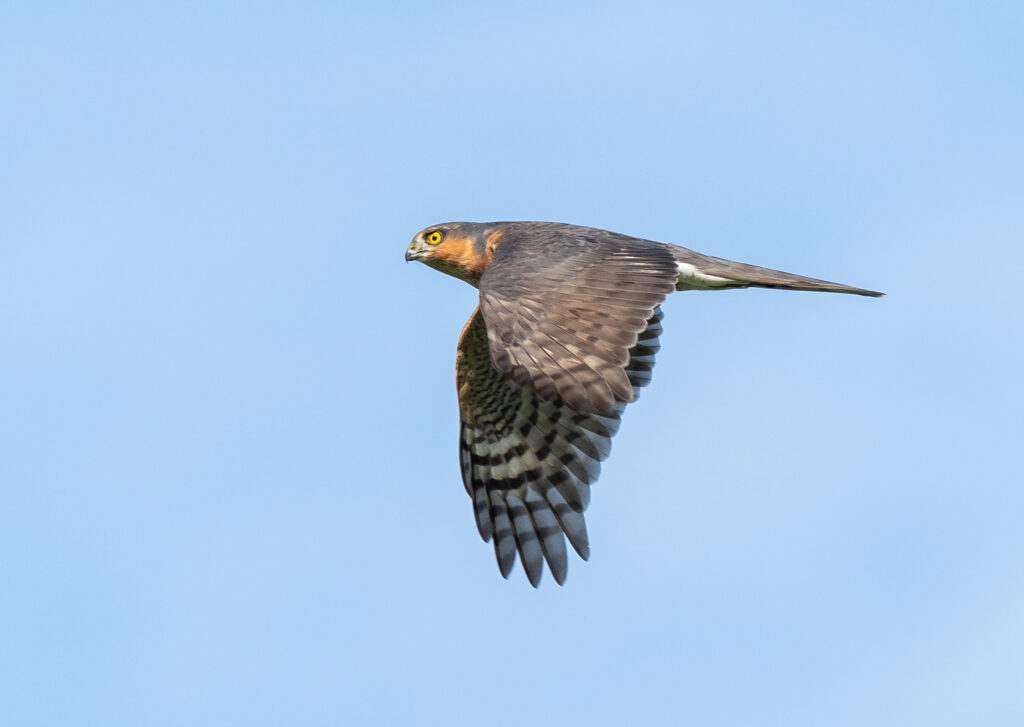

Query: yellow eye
[[427, 230, 443, 245]]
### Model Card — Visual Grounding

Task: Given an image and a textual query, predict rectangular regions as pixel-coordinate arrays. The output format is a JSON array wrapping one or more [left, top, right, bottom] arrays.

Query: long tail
[[668, 244, 883, 297]]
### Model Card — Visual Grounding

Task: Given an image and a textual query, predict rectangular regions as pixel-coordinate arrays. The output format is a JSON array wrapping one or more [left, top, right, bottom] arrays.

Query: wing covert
[[478, 225, 678, 415]]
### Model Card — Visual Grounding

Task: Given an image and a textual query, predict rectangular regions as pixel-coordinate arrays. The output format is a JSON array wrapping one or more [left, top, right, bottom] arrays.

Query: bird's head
[[405, 222, 504, 286]]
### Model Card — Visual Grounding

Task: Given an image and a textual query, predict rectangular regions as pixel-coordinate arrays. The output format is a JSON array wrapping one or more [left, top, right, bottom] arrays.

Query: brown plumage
[[406, 221, 881, 586]]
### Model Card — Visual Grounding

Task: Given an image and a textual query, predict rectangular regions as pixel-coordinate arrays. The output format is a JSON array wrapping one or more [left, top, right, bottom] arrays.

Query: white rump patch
[[675, 262, 736, 290]]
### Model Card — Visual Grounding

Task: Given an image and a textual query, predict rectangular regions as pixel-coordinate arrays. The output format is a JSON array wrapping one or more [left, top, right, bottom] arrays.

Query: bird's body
[[406, 221, 881, 586]]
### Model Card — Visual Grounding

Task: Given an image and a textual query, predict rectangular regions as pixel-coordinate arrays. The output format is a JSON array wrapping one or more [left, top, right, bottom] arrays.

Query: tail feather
[[669, 245, 883, 297]]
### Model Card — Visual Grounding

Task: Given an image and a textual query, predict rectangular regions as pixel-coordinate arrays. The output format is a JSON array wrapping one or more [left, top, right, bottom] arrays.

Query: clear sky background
[[2, 2, 1022, 725]]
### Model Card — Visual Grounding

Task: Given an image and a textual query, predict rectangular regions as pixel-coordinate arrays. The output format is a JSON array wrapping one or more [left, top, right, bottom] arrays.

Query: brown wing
[[478, 228, 678, 416], [456, 305, 664, 586]]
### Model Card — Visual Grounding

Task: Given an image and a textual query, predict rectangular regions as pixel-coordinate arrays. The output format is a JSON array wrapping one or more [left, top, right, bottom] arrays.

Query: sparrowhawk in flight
[[405, 221, 881, 586]]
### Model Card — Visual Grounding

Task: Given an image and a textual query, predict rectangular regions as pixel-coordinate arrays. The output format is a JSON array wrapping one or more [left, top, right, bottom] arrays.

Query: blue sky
[[2, 2, 1022, 725]]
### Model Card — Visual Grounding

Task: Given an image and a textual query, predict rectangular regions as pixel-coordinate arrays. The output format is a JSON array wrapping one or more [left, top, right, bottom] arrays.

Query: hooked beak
[[405, 245, 420, 262]]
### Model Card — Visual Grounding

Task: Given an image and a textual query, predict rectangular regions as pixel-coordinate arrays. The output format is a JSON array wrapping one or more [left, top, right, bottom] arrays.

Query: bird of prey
[[405, 221, 881, 586]]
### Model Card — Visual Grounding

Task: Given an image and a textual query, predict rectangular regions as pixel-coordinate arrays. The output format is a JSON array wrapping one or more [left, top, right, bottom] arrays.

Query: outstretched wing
[[478, 225, 679, 416], [456, 305, 664, 586]]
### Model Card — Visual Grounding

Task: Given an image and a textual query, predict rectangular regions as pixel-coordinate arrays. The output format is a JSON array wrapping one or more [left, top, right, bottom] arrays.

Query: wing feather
[[456, 304, 664, 585], [479, 225, 678, 415]]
